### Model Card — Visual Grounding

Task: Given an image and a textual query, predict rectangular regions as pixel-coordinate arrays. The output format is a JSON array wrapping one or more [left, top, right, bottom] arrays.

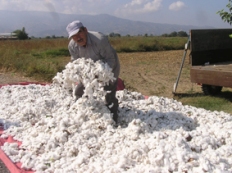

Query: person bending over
[[66, 20, 120, 123]]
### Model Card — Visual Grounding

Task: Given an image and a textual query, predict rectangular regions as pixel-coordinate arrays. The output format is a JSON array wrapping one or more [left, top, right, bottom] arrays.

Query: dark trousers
[[75, 79, 119, 122]]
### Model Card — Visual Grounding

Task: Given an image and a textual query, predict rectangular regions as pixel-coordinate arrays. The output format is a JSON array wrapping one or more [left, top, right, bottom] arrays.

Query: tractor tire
[[201, 84, 222, 95]]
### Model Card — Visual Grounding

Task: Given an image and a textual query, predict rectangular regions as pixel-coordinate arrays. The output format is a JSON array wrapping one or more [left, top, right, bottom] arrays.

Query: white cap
[[66, 20, 84, 38]]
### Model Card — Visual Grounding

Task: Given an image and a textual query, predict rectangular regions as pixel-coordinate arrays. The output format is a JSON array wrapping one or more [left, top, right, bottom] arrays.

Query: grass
[[178, 96, 232, 114], [111, 36, 187, 52], [0, 39, 70, 80], [174, 89, 232, 114], [0, 37, 231, 115]]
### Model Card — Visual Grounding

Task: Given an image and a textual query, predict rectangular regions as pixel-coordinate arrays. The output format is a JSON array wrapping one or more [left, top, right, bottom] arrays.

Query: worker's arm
[[98, 36, 118, 70]]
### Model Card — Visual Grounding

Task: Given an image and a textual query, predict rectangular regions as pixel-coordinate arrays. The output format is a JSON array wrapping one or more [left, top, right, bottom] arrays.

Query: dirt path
[[0, 72, 37, 85]]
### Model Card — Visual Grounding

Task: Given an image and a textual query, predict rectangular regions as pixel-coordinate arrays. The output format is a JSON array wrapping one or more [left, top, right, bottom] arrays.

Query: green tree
[[217, 0, 232, 25], [109, 32, 121, 37], [161, 33, 169, 37], [169, 31, 178, 37], [177, 31, 188, 37], [13, 27, 29, 40]]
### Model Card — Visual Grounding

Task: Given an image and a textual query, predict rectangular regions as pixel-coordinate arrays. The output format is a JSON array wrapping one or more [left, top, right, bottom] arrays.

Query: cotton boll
[[116, 156, 130, 169], [20, 153, 37, 170], [1, 142, 19, 158], [199, 158, 212, 172], [34, 163, 49, 172], [125, 119, 144, 140], [144, 115, 158, 131], [154, 153, 165, 166]]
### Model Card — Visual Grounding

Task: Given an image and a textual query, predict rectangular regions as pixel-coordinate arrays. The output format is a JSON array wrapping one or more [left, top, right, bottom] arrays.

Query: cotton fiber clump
[[0, 58, 232, 173], [53, 58, 115, 100]]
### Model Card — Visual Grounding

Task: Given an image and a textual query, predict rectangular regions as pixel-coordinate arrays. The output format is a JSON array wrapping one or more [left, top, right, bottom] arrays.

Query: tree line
[[107, 31, 188, 37], [13, 29, 189, 39]]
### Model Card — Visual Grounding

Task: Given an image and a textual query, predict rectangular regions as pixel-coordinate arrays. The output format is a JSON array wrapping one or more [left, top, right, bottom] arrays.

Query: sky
[[0, 0, 231, 28]]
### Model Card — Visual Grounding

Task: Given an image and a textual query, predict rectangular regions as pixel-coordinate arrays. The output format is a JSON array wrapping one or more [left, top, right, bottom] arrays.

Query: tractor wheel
[[201, 84, 222, 95]]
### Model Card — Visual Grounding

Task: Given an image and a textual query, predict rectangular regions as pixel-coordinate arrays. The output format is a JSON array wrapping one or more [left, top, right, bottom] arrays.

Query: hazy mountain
[[0, 10, 211, 37]]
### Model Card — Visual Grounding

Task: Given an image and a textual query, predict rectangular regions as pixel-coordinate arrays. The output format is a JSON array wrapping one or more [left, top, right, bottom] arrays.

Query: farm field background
[[0, 37, 232, 114]]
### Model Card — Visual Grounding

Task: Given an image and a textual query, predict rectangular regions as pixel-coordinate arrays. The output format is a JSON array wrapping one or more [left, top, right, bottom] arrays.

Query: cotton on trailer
[[0, 58, 231, 173]]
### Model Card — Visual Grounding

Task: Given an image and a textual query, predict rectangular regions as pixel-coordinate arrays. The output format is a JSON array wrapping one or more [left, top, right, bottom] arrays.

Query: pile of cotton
[[0, 58, 231, 173]]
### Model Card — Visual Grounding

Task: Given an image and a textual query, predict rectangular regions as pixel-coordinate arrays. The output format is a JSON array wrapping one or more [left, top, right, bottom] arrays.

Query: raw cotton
[[0, 58, 232, 173], [53, 58, 115, 100]]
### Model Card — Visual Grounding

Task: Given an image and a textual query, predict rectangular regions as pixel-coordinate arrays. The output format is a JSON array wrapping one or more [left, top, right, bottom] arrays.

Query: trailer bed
[[190, 61, 232, 87]]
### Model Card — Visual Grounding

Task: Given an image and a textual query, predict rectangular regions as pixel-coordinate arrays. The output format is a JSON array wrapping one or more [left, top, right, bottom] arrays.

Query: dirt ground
[[0, 160, 10, 173], [0, 72, 37, 84], [118, 50, 203, 98]]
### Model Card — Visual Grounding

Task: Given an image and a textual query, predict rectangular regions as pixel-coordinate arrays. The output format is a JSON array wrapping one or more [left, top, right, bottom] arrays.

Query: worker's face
[[72, 27, 87, 46]]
